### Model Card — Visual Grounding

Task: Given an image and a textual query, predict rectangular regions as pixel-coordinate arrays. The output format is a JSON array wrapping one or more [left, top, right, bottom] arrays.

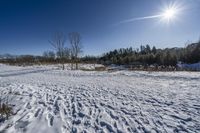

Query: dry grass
[[0, 103, 13, 119], [80, 66, 106, 71], [95, 66, 106, 71], [80, 68, 95, 71]]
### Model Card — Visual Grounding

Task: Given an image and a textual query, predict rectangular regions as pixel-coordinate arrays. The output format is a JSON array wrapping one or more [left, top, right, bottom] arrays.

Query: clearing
[[0, 64, 200, 133]]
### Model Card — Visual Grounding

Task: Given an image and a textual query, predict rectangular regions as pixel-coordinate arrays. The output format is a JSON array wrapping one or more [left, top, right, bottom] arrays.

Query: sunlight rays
[[115, 1, 184, 26]]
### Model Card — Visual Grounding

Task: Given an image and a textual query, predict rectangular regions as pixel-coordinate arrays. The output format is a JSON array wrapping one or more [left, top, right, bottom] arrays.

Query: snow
[[0, 64, 200, 133], [178, 62, 200, 71]]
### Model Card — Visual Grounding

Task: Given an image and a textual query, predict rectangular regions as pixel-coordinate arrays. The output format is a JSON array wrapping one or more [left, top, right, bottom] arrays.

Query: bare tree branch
[[68, 32, 83, 70], [49, 32, 66, 70]]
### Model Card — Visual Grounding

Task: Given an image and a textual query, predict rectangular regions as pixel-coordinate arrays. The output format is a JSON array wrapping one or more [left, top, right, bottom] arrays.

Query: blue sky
[[0, 0, 199, 56]]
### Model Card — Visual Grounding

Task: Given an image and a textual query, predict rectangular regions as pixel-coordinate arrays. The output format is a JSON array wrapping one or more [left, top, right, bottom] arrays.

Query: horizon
[[0, 43, 197, 57], [0, 0, 200, 56]]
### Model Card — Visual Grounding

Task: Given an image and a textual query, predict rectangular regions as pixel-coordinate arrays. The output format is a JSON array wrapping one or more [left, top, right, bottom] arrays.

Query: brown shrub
[[0, 103, 13, 119]]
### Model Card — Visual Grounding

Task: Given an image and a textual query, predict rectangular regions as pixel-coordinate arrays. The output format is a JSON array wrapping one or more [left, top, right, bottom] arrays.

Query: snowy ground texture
[[0, 64, 200, 133]]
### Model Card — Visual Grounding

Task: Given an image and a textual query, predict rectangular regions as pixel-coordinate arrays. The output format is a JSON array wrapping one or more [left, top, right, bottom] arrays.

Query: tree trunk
[[71, 60, 74, 70], [61, 59, 65, 70], [76, 62, 78, 70], [62, 63, 64, 70]]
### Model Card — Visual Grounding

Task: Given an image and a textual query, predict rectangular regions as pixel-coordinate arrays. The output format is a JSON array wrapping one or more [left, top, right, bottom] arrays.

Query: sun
[[163, 8, 176, 20], [161, 5, 180, 23]]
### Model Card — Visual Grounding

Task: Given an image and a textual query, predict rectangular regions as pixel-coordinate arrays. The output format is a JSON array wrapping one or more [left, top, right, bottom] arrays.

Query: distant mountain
[[0, 54, 17, 59]]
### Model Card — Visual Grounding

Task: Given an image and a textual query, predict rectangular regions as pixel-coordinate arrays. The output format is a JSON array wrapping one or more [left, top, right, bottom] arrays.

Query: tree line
[[1, 38, 200, 69], [0, 32, 83, 70], [98, 41, 200, 66]]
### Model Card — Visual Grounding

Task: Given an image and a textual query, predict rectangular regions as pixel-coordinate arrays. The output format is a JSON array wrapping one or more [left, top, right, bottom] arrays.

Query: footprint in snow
[[46, 113, 54, 127]]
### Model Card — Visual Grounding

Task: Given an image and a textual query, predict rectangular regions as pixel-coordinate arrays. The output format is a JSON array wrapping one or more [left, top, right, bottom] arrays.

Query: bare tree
[[43, 51, 55, 58], [49, 32, 66, 70], [68, 32, 83, 70]]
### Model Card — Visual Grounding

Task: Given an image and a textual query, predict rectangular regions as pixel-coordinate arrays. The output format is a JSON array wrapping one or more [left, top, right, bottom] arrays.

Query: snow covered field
[[0, 64, 200, 133]]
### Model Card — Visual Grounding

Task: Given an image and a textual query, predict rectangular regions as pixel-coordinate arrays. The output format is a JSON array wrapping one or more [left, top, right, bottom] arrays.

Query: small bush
[[80, 68, 95, 71], [95, 66, 106, 71], [0, 103, 13, 120]]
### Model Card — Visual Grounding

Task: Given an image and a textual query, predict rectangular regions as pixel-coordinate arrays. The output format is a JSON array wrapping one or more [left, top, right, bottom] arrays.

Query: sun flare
[[164, 8, 176, 19], [161, 5, 179, 23]]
